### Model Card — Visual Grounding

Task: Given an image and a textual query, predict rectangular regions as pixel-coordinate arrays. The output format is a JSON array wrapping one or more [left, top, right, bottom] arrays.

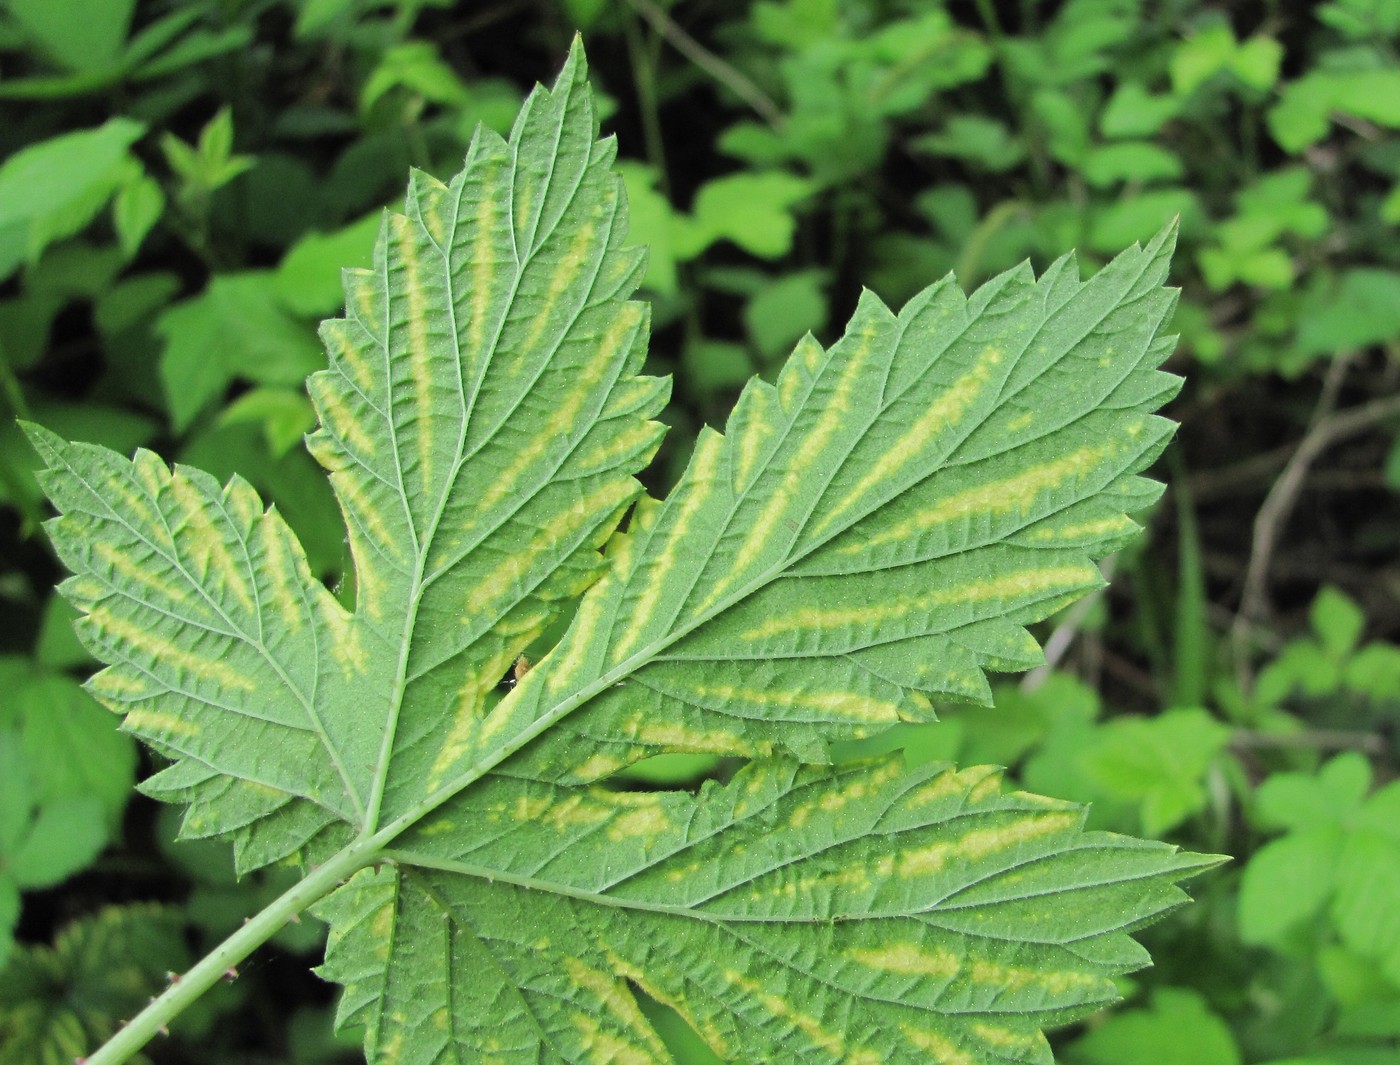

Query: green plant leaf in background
[[0, 118, 146, 280], [28, 41, 1220, 1065], [0, 905, 188, 1065]]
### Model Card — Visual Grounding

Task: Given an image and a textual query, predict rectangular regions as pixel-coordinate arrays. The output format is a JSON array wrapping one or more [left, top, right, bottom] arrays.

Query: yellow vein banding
[[124, 708, 200, 738], [730, 387, 775, 497], [610, 428, 722, 661], [844, 943, 961, 979], [522, 215, 597, 352], [468, 304, 640, 534], [91, 606, 255, 693], [310, 373, 376, 460], [169, 474, 255, 614], [94, 541, 189, 606], [738, 563, 1097, 642], [836, 442, 1114, 559], [703, 328, 878, 612], [392, 213, 435, 491], [260, 518, 303, 634], [470, 168, 501, 358], [899, 1026, 975, 1065], [349, 270, 382, 340], [722, 969, 880, 1065], [812, 345, 1003, 541], [681, 681, 902, 723], [326, 320, 375, 396]]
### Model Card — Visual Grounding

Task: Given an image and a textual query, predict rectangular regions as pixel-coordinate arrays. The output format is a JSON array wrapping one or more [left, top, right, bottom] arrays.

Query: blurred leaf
[[1334, 828, 1400, 984], [361, 41, 470, 113], [674, 171, 812, 258], [1088, 188, 1197, 253], [680, 340, 753, 396], [218, 387, 317, 457], [0, 118, 145, 280], [915, 115, 1026, 171], [1101, 81, 1181, 138], [743, 269, 827, 358], [1294, 270, 1400, 364], [1256, 754, 1372, 834], [1082, 141, 1184, 188], [274, 212, 380, 316], [111, 167, 165, 257], [156, 272, 325, 430], [1066, 987, 1241, 1065], [10, 673, 135, 823], [4, 0, 134, 73], [1269, 68, 1400, 153], [1171, 23, 1239, 96], [1239, 829, 1343, 944], [0, 905, 188, 1065], [7, 794, 106, 889], [1080, 707, 1230, 835], [1313, 586, 1367, 659]]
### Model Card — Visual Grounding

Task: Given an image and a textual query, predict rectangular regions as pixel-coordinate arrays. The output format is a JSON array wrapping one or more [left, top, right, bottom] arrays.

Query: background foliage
[[0, 0, 1398, 1062]]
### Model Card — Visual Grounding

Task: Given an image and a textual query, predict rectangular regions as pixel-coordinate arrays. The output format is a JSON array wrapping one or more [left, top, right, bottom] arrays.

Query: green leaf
[[4, 0, 134, 74], [274, 213, 381, 316], [1081, 142, 1184, 188], [1312, 586, 1366, 658], [0, 905, 188, 1065], [156, 272, 325, 429], [1065, 987, 1241, 1065], [111, 167, 165, 258], [0, 118, 145, 280], [1238, 829, 1343, 945], [32, 41, 1219, 1064], [674, 171, 812, 259], [1269, 68, 1400, 153]]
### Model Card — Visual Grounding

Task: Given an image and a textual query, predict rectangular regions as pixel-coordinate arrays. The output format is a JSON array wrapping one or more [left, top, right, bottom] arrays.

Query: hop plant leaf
[[29, 40, 1220, 1065]]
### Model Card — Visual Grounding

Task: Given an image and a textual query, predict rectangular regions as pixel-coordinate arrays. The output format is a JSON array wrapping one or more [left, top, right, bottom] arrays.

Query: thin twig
[[623, 0, 787, 130], [1231, 728, 1388, 756], [1022, 556, 1117, 692], [1231, 376, 1400, 685]]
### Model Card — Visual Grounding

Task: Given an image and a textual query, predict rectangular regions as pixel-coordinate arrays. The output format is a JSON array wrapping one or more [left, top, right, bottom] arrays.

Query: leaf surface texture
[[32, 41, 1217, 1065]]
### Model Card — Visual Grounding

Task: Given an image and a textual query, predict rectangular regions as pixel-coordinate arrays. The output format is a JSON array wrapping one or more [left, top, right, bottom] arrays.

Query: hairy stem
[[83, 840, 375, 1065]]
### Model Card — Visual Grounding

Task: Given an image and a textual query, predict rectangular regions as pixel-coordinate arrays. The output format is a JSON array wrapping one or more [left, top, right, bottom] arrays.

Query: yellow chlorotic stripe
[[845, 943, 961, 979], [722, 970, 880, 1065], [350, 271, 381, 341], [470, 304, 638, 528], [847, 441, 1113, 558], [730, 386, 776, 497], [738, 564, 1097, 642], [95, 541, 189, 607], [309, 374, 376, 461], [610, 429, 722, 661], [968, 958, 1100, 996], [125, 708, 200, 738], [522, 215, 597, 352], [469, 165, 502, 358], [704, 329, 878, 612], [464, 478, 631, 616], [899, 1025, 975, 1065], [259, 517, 303, 634], [91, 605, 255, 693], [568, 1013, 659, 1065], [169, 474, 255, 615], [685, 681, 902, 723], [326, 320, 375, 396], [813, 345, 1004, 541], [392, 214, 435, 492]]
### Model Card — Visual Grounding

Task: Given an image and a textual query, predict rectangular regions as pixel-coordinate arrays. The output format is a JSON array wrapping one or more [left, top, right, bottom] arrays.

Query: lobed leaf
[[29, 39, 1220, 1065]]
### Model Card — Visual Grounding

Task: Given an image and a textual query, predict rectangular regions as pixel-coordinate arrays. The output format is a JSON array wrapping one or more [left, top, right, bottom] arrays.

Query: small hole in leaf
[[629, 981, 725, 1065], [603, 753, 740, 795]]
